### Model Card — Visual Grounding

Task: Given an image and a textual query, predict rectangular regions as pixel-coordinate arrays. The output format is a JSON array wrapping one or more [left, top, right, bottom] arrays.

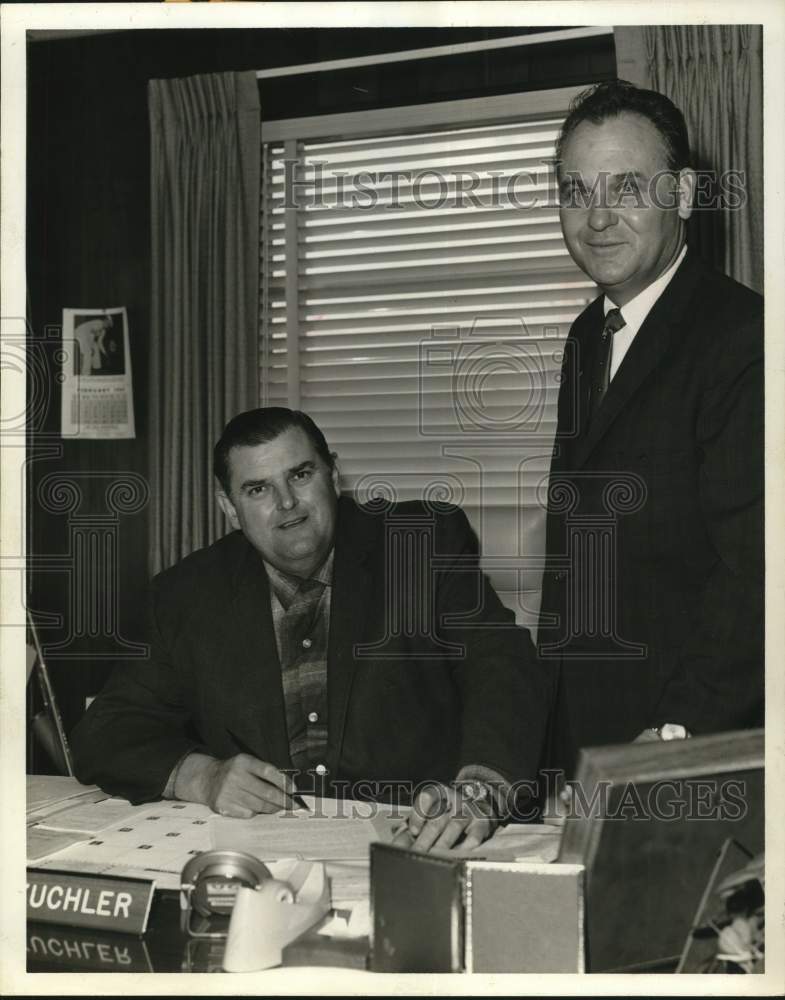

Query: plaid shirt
[[265, 552, 333, 771]]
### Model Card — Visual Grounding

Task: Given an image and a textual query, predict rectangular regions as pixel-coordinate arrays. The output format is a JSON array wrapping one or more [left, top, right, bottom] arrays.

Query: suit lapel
[[571, 251, 702, 469], [551, 300, 601, 475], [227, 536, 292, 767], [325, 497, 375, 777]]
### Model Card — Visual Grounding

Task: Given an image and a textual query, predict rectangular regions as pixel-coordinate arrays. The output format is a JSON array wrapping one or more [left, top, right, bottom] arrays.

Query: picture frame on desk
[[558, 728, 764, 973], [369, 843, 585, 974]]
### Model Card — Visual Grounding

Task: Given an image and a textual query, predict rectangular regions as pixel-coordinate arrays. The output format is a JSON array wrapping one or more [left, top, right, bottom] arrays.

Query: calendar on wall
[[60, 306, 136, 439]]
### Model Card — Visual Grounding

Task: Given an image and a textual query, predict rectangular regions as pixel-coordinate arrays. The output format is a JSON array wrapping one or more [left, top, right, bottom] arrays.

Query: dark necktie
[[587, 307, 626, 426], [281, 577, 326, 668]]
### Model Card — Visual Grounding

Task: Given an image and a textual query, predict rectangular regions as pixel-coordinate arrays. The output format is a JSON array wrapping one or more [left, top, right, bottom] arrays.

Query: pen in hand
[[226, 729, 310, 811]]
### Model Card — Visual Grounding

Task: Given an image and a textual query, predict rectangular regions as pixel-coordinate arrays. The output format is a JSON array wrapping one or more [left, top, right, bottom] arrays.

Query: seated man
[[72, 408, 549, 851]]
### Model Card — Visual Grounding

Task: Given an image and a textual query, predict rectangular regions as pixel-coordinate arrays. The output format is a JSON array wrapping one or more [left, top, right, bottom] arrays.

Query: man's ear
[[216, 490, 240, 530], [677, 167, 696, 221], [330, 453, 341, 497]]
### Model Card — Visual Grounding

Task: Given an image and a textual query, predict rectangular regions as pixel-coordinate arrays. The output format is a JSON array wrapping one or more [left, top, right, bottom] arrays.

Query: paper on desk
[[27, 825, 92, 861], [27, 775, 98, 812], [295, 796, 410, 822], [30, 799, 216, 891], [211, 811, 398, 862], [501, 823, 562, 864], [429, 823, 561, 862], [31, 797, 147, 834], [317, 899, 370, 939], [324, 860, 371, 905]]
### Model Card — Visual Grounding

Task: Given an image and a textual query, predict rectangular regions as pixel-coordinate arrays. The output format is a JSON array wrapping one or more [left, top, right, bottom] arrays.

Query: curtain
[[614, 25, 763, 293], [148, 72, 260, 574]]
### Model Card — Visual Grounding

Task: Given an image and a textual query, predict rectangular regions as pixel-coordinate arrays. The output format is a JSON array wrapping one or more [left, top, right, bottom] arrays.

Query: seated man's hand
[[175, 752, 299, 818], [398, 781, 499, 854]]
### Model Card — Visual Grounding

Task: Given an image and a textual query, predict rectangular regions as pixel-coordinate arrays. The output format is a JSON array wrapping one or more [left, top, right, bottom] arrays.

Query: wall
[[25, 26, 615, 763]]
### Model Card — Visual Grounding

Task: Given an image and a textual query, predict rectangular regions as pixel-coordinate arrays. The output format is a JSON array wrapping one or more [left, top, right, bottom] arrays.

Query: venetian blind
[[259, 91, 597, 626]]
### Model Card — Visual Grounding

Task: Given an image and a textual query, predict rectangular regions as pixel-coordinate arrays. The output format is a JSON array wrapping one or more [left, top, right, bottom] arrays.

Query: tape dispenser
[[180, 849, 272, 938]]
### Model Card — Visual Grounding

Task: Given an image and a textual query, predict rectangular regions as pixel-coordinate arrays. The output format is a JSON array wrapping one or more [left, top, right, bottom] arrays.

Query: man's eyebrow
[[559, 169, 650, 187], [239, 476, 268, 492], [289, 460, 315, 475], [609, 169, 650, 183], [238, 460, 316, 492]]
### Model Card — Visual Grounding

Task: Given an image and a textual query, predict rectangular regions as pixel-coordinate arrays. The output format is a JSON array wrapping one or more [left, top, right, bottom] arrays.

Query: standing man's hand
[[174, 752, 300, 818], [542, 784, 573, 828], [634, 725, 691, 743], [395, 781, 499, 853], [633, 728, 662, 743]]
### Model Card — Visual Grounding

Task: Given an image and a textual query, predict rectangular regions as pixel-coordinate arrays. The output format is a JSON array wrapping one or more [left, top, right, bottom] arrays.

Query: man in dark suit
[[539, 80, 763, 777], [72, 407, 549, 851]]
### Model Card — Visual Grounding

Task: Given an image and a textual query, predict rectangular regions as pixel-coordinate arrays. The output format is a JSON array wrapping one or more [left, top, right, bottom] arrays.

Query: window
[[260, 89, 596, 627]]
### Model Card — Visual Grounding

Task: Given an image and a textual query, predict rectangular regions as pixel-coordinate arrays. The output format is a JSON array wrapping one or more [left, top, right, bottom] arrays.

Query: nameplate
[[27, 868, 154, 935]]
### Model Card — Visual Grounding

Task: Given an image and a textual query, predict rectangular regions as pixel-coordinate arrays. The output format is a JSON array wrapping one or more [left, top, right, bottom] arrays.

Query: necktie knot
[[603, 308, 626, 337]]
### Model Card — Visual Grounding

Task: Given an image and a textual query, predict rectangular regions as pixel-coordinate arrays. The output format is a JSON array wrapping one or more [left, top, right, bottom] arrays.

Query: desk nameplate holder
[[27, 868, 154, 935]]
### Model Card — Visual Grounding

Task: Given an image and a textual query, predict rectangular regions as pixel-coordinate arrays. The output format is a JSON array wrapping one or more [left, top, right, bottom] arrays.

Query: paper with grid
[[32, 799, 214, 890]]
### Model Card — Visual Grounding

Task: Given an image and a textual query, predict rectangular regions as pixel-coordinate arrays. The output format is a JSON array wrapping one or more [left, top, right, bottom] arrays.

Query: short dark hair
[[214, 407, 334, 494], [555, 79, 691, 172]]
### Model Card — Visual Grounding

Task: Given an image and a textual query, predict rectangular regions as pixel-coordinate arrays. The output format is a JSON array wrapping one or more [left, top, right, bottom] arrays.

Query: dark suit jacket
[[72, 498, 548, 805], [538, 251, 764, 775]]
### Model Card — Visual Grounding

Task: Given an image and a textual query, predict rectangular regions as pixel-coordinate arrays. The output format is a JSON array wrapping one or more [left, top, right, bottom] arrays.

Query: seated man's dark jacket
[[72, 498, 548, 805]]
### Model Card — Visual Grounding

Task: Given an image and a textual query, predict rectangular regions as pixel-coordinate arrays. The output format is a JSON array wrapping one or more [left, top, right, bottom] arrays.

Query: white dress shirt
[[605, 244, 688, 381]]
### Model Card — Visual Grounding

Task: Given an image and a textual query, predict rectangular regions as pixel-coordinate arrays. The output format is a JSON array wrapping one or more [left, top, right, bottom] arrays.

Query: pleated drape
[[614, 25, 763, 293], [148, 72, 260, 574]]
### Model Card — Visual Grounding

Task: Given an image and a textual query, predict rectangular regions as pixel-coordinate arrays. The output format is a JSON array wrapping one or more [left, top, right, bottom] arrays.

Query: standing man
[[539, 81, 763, 776], [73, 408, 550, 851]]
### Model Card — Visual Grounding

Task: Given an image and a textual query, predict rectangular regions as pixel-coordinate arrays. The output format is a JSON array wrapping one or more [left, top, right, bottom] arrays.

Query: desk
[[27, 898, 680, 976], [26, 775, 562, 975], [29, 892, 214, 972], [28, 890, 366, 973]]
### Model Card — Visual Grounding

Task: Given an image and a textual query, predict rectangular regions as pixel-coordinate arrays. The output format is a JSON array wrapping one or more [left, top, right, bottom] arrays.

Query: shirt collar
[[264, 549, 334, 608], [603, 244, 688, 334]]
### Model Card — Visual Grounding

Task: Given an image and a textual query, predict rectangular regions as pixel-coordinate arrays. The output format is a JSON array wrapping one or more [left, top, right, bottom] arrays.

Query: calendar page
[[60, 306, 136, 438]]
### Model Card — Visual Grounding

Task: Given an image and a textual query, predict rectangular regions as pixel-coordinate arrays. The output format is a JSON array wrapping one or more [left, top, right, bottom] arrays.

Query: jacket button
[[553, 571, 565, 582]]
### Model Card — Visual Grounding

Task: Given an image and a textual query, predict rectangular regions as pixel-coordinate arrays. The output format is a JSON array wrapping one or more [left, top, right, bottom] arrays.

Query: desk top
[[26, 775, 562, 974], [28, 890, 372, 974]]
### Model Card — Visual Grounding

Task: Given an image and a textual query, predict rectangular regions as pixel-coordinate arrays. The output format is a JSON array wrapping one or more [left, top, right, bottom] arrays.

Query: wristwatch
[[455, 779, 502, 819], [458, 779, 490, 803]]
